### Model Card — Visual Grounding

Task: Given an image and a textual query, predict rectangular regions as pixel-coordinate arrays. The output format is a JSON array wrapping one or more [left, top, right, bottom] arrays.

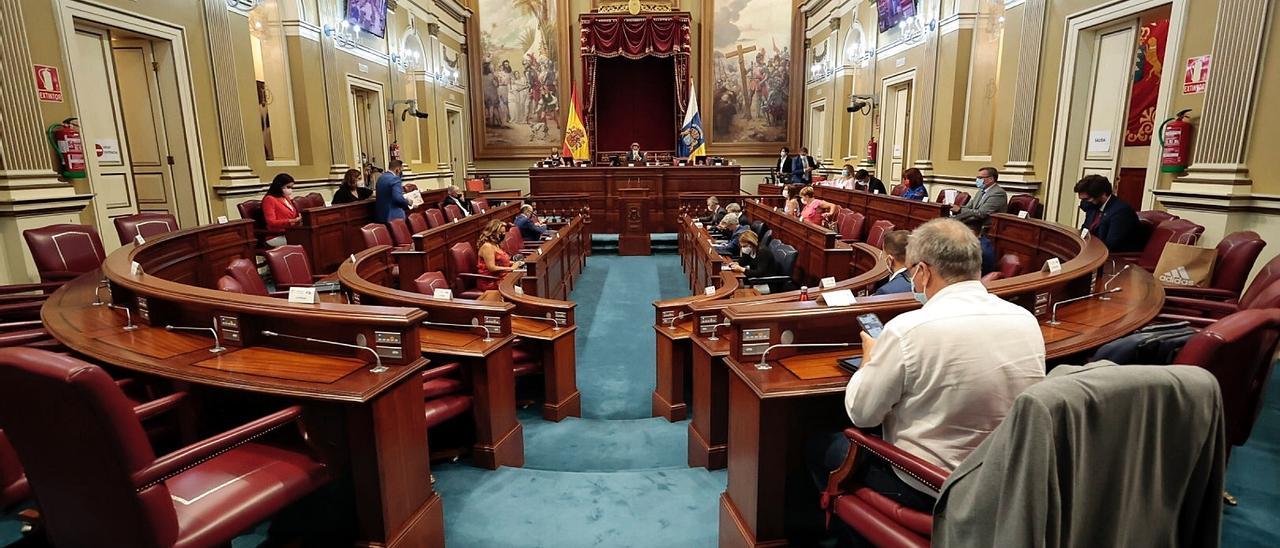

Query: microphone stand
[[756, 342, 853, 370], [1047, 287, 1124, 325], [261, 330, 386, 373], [165, 320, 225, 353], [105, 304, 137, 331]]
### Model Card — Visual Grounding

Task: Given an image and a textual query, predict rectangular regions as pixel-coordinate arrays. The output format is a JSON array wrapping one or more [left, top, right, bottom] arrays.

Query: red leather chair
[[236, 199, 271, 246], [1006, 194, 1043, 219], [935, 190, 972, 207], [890, 184, 907, 197], [1158, 253, 1280, 327], [408, 211, 430, 234], [1173, 308, 1280, 458], [421, 361, 473, 430], [360, 223, 395, 249], [387, 218, 415, 247], [0, 348, 329, 548], [1136, 210, 1179, 245], [447, 242, 496, 299], [291, 192, 323, 210], [994, 253, 1030, 278], [0, 431, 28, 511], [821, 427, 944, 547], [1165, 231, 1266, 304], [444, 204, 465, 222], [425, 208, 446, 228], [113, 213, 178, 245], [473, 198, 490, 212], [222, 258, 281, 297], [837, 210, 866, 244], [865, 220, 894, 249], [262, 245, 320, 290], [1113, 218, 1204, 271], [216, 275, 245, 294], [413, 271, 451, 295], [0, 281, 63, 324], [23, 224, 107, 283], [501, 226, 524, 256]]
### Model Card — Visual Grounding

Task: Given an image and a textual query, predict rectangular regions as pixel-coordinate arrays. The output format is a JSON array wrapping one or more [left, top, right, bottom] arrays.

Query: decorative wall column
[[319, 1, 351, 177], [825, 18, 840, 167], [912, 0, 944, 175], [1000, 0, 1047, 186], [1176, 0, 1274, 190], [202, 0, 258, 185], [0, 0, 92, 283]]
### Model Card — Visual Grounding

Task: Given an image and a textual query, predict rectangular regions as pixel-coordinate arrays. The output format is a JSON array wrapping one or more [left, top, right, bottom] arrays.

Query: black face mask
[[1079, 200, 1097, 212]]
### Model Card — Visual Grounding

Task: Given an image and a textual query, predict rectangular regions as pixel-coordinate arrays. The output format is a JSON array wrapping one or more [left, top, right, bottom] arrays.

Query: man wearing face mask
[[853, 169, 887, 195], [1075, 174, 1142, 252], [951, 166, 1007, 226], [872, 230, 912, 295], [814, 218, 1045, 518]]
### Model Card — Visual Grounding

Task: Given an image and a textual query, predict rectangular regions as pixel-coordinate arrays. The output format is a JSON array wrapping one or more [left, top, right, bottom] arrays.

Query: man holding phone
[[810, 218, 1045, 536]]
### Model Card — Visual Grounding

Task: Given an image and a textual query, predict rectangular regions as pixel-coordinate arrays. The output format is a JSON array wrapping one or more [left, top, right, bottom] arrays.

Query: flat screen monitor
[[345, 0, 387, 38], [876, 0, 917, 33]]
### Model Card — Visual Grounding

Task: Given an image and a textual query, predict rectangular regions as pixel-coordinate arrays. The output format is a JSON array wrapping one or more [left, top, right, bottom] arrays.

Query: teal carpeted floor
[[3, 253, 1280, 546]]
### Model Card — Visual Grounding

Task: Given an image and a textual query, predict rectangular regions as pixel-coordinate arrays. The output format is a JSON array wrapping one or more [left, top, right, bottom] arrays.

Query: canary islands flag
[[561, 87, 589, 162], [677, 80, 706, 159]]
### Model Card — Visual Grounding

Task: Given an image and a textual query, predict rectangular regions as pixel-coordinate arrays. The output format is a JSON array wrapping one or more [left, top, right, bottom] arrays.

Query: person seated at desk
[[543, 148, 565, 166], [728, 231, 777, 278], [711, 203, 743, 237], [809, 218, 1045, 530], [854, 169, 887, 195], [262, 173, 301, 246], [476, 220, 525, 292], [440, 185, 473, 217], [899, 168, 929, 201], [713, 213, 749, 256], [873, 230, 912, 296], [515, 204, 549, 241], [373, 160, 408, 223], [699, 196, 727, 225], [783, 184, 804, 217], [799, 186, 837, 226], [626, 142, 646, 164], [332, 168, 373, 204], [1075, 174, 1143, 252], [952, 166, 1008, 226]]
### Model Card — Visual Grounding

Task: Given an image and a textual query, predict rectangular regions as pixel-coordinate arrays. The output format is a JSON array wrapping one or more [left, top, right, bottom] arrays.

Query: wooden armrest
[[846, 427, 948, 490], [459, 273, 500, 281], [132, 392, 187, 422], [1152, 313, 1214, 328], [134, 405, 303, 490], [1163, 296, 1239, 317], [0, 282, 63, 295], [1163, 286, 1238, 301], [422, 361, 463, 382]]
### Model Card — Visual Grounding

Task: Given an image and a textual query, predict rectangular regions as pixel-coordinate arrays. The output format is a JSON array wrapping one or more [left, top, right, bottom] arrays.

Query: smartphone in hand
[[857, 313, 884, 339]]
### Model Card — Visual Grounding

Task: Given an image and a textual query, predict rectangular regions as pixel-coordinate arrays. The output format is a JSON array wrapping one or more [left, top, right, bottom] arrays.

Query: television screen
[[345, 0, 387, 38], [877, 0, 917, 33]]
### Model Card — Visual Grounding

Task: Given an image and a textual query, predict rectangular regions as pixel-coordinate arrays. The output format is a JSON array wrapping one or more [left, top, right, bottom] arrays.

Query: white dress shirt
[[844, 280, 1045, 492]]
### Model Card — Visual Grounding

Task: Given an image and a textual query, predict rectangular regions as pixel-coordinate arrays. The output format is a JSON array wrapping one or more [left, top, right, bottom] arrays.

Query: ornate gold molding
[[595, 1, 675, 15]]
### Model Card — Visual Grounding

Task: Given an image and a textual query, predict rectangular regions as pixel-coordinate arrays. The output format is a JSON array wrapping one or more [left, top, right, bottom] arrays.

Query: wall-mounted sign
[[33, 64, 62, 102], [94, 139, 121, 163], [1183, 55, 1211, 95]]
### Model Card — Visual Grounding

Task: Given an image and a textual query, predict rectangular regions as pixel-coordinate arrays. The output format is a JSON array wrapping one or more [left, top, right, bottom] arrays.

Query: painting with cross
[[709, 0, 792, 145]]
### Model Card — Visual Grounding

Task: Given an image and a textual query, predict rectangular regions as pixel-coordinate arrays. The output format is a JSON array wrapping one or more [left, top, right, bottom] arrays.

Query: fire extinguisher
[[46, 117, 87, 180], [866, 137, 878, 163], [1159, 109, 1194, 174], [389, 142, 401, 161]]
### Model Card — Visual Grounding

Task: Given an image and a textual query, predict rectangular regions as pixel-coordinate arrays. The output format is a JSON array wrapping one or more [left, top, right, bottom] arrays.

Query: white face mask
[[741, 246, 754, 257], [282, 187, 294, 197]]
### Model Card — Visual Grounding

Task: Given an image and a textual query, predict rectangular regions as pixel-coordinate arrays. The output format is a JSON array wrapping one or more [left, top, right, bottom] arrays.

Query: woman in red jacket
[[262, 173, 301, 236]]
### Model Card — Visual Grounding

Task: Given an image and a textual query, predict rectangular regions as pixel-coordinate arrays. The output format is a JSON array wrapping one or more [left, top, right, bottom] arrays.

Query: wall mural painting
[[709, 0, 793, 146], [474, 0, 565, 154]]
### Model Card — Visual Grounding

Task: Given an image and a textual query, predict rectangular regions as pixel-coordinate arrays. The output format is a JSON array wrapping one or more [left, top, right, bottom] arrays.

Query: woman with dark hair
[[262, 173, 301, 236], [332, 169, 372, 204], [899, 168, 928, 201], [783, 183, 805, 217], [475, 220, 524, 292]]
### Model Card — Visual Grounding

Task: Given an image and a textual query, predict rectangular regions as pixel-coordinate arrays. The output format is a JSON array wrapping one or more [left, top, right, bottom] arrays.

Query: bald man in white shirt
[[810, 218, 1045, 525]]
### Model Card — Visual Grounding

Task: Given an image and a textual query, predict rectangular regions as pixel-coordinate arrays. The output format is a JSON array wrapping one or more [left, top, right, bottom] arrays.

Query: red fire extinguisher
[[866, 137, 878, 163], [389, 142, 401, 161], [1159, 109, 1194, 174], [46, 117, 87, 179]]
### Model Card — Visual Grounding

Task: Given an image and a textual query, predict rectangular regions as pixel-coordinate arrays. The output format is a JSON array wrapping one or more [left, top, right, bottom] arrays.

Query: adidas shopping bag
[[1152, 239, 1215, 287]]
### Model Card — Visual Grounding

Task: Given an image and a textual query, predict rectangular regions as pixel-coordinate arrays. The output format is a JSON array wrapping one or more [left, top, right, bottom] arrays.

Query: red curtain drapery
[[580, 13, 692, 155]]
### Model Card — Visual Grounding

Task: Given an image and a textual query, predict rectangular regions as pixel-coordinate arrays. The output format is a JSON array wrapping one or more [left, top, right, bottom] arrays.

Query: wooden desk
[[45, 224, 445, 547], [499, 272, 581, 422], [520, 216, 588, 300], [742, 200, 853, 286], [287, 188, 447, 274], [528, 165, 740, 233], [812, 185, 949, 233], [407, 203, 522, 287]]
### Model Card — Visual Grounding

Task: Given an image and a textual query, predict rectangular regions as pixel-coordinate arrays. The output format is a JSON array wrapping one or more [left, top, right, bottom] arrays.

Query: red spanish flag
[[561, 87, 589, 161]]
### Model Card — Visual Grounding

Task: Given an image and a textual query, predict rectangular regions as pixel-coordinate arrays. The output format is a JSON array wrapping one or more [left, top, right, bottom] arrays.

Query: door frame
[[444, 104, 466, 188], [878, 69, 917, 185], [1044, 0, 1189, 220], [53, 0, 211, 225], [346, 75, 388, 168]]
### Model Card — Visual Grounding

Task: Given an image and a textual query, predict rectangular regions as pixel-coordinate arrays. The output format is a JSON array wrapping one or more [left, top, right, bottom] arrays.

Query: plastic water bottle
[[799, 286, 811, 302]]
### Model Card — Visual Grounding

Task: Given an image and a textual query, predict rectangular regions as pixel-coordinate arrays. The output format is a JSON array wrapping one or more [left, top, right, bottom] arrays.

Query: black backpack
[[1089, 322, 1199, 365]]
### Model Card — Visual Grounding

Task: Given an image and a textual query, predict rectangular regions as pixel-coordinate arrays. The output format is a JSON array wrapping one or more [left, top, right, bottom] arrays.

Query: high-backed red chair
[[292, 192, 323, 210], [1174, 308, 1280, 458], [236, 199, 271, 246], [23, 224, 107, 283], [865, 220, 894, 249], [1136, 210, 1179, 245], [113, 213, 178, 245], [413, 271, 451, 295], [1113, 218, 1204, 271], [501, 226, 524, 256], [473, 198, 490, 212], [223, 258, 271, 297], [360, 223, 395, 249], [837, 210, 866, 243], [408, 211, 430, 234], [1165, 231, 1266, 304], [935, 190, 972, 207], [447, 242, 496, 299], [1159, 254, 1280, 327], [425, 208, 447, 228], [387, 218, 414, 247], [0, 431, 28, 511], [1006, 194, 1043, 219], [421, 362, 473, 431], [994, 253, 1030, 278], [262, 245, 320, 290], [822, 427, 942, 547], [216, 275, 245, 294], [444, 204, 465, 222], [0, 348, 330, 548]]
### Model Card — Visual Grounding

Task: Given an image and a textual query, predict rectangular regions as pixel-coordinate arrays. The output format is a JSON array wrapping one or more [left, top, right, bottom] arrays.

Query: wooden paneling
[[529, 165, 740, 232]]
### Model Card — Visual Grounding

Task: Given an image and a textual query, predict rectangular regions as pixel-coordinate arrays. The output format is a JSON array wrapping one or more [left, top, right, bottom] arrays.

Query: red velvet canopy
[[580, 13, 692, 154]]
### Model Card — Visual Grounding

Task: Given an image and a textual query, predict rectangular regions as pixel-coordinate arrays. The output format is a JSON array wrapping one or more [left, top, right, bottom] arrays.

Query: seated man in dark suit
[[713, 213, 749, 256], [515, 204, 549, 241], [1075, 174, 1143, 252], [626, 142, 646, 164], [439, 185, 473, 216], [698, 196, 727, 225], [854, 169, 887, 195], [874, 230, 912, 295], [961, 216, 997, 274], [728, 231, 778, 279]]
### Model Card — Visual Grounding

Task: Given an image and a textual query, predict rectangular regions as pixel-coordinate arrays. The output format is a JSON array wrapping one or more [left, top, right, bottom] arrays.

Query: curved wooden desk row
[[44, 220, 444, 547], [287, 188, 449, 273]]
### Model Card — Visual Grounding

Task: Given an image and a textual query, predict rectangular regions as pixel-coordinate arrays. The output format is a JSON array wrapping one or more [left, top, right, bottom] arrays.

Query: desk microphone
[[1100, 264, 1132, 300], [92, 279, 111, 306], [261, 330, 386, 373], [105, 303, 137, 331], [166, 320, 225, 353], [423, 320, 497, 342], [663, 312, 691, 330], [756, 342, 853, 370], [1047, 287, 1123, 326], [706, 320, 731, 341], [512, 314, 562, 330]]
